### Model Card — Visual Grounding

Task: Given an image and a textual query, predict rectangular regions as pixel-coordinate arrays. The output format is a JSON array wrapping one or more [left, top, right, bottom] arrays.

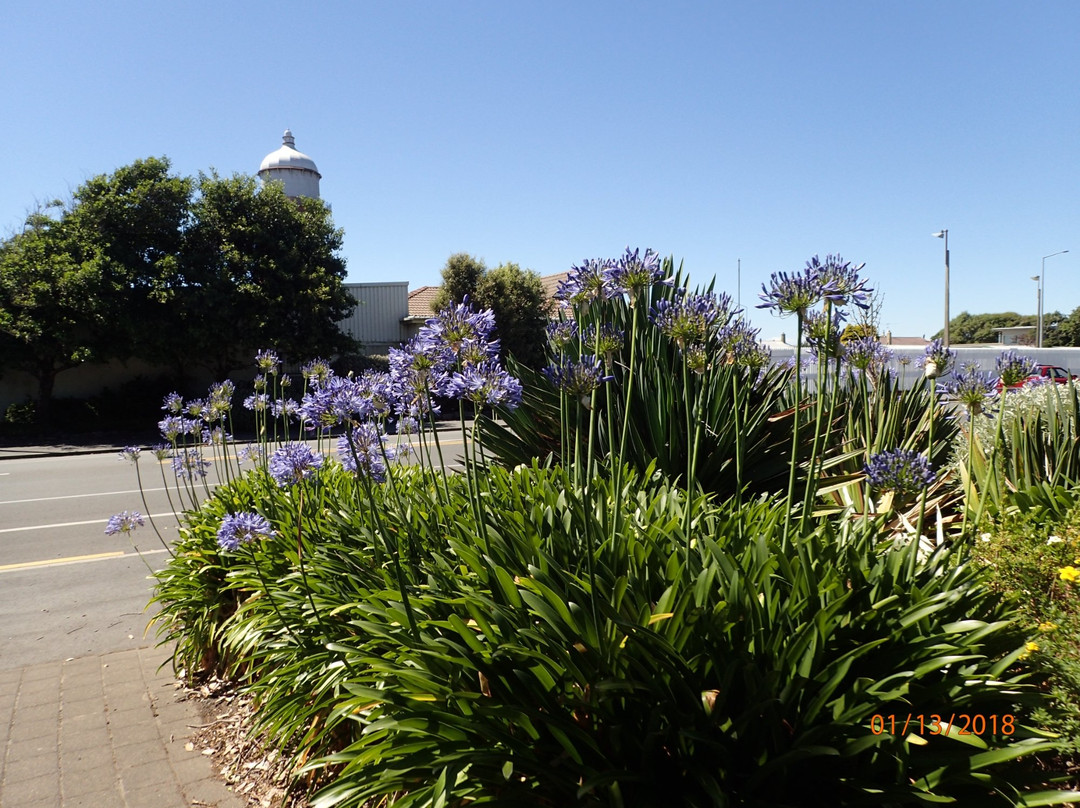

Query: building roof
[[259, 129, 321, 176], [539, 271, 568, 300], [406, 285, 441, 320]]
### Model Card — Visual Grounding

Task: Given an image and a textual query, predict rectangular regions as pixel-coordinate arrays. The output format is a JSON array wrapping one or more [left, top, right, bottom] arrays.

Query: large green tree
[[174, 172, 356, 375], [0, 159, 357, 418], [432, 254, 551, 368], [0, 208, 105, 423], [931, 310, 1059, 344]]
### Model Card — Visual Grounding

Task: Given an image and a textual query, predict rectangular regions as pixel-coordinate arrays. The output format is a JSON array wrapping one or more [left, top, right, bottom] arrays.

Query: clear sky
[[2, 1, 1076, 341]]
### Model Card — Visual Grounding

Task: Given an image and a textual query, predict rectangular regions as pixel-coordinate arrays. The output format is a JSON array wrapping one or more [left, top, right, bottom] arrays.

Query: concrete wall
[[767, 344, 1080, 390]]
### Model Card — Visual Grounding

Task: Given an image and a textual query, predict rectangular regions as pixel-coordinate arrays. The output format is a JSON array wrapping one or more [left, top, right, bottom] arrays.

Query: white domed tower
[[258, 129, 321, 200]]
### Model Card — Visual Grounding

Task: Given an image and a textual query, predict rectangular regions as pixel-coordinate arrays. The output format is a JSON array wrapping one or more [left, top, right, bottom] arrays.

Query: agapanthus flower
[[543, 355, 613, 407], [205, 381, 234, 422], [444, 360, 523, 408], [940, 366, 998, 418], [583, 323, 624, 360], [299, 375, 371, 429], [650, 290, 733, 349], [243, 393, 270, 412], [162, 392, 184, 413], [388, 335, 453, 409], [806, 254, 872, 310], [301, 358, 333, 385], [546, 320, 579, 351], [757, 266, 838, 317], [354, 371, 396, 418], [202, 427, 230, 446], [897, 355, 913, 367], [605, 246, 668, 300], [920, 339, 955, 379], [237, 444, 266, 465], [105, 511, 144, 536], [338, 423, 395, 482], [172, 448, 211, 479], [555, 257, 615, 306], [119, 445, 141, 463], [151, 443, 171, 461], [716, 318, 761, 363], [864, 449, 935, 498], [424, 298, 497, 358], [255, 349, 281, 375], [268, 442, 323, 487], [217, 512, 275, 551], [185, 399, 207, 419], [271, 398, 299, 419], [844, 337, 893, 373], [158, 415, 199, 442], [996, 350, 1038, 389], [804, 309, 846, 361]]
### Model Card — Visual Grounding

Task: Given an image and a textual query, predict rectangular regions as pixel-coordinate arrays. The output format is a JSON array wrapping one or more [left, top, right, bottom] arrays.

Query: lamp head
[[932, 231, 946, 239]]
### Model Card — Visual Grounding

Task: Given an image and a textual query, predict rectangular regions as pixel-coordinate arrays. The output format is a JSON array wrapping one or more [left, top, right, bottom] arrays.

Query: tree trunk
[[35, 364, 57, 430]]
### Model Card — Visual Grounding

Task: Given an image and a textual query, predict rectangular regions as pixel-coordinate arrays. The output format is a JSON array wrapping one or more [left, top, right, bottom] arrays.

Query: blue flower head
[[555, 258, 615, 306], [864, 449, 935, 498], [940, 366, 998, 418], [996, 350, 1037, 389], [920, 338, 956, 379], [445, 360, 523, 409], [105, 511, 144, 536], [543, 355, 614, 406], [605, 246, 669, 301], [758, 264, 838, 317], [268, 442, 324, 487], [807, 254, 872, 310], [217, 512, 274, 551]]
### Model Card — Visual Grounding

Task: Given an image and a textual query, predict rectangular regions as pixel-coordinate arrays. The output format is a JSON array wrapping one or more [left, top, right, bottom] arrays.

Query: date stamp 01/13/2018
[[870, 714, 1016, 737]]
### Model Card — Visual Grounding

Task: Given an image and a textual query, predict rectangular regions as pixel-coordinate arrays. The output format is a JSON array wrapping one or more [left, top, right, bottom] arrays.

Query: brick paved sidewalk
[[0, 646, 243, 808]]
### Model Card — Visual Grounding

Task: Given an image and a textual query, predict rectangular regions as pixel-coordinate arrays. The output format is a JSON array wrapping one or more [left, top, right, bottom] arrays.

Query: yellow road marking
[[0, 551, 124, 571]]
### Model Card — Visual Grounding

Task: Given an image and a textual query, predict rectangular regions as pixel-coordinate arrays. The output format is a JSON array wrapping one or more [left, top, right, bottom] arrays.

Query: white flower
[[924, 360, 940, 379], [1047, 536, 1064, 545], [980, 532, 992, 543]]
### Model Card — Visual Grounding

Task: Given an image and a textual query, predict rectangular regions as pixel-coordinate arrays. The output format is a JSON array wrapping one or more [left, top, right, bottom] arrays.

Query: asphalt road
[[0, 432, 468, 671]]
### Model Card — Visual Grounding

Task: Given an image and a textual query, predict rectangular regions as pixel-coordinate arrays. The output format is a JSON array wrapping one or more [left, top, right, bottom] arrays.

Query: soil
[[181, 675, 312, 808]]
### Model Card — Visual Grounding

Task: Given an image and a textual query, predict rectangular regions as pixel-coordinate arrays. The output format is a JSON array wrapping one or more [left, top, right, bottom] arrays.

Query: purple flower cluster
[[920, 338, 956, 379], [844, 337, 893, 372], [337, 423, 395, 482], [445, 360, 524, 408], [649, 291, 733, 349], [807, 254, 872, 310], [543, 355, 613, 404], [804, 309, 846, 361], [105, 510, 144, 535], [940, 365, 998, 418], [996, 350, 1037, 389], [172, 448, 211, 480], [546, 320, 579, 351], [555, 247, 668, 306], [255, 349, 281, 375], [864, 449, 935, 497], [605, 246, 668, 299], [217, 512, 275, 551], [268, 442, 324, 487]]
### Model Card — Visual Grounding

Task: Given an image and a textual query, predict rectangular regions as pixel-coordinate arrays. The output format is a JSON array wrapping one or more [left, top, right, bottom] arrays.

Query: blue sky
[[2, 1, 1076, 340]]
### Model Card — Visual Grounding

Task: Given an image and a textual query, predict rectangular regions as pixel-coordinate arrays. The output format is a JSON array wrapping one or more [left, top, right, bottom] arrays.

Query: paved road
[[0, 451, 182, 670], [0, 432, 468, 671]]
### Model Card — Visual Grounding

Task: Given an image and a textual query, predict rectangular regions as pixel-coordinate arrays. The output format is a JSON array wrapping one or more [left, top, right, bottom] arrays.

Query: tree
[[432, 253, 487, 312], [1046, 306, 1080, 347], [933, 311, 1037, 344], [432, 253, 552, 368], [0, 208, 104, 424], [176, 172, 357, 375], [0, 159, 358, 419]]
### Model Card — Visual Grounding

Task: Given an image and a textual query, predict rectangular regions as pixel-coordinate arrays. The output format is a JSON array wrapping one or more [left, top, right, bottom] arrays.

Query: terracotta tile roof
[[406, 286, 441, 319], [539, 271, 568, 300]]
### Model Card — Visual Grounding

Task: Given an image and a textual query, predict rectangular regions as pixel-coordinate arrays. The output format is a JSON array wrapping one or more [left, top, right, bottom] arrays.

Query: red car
[[997, 364, 1076, 391]]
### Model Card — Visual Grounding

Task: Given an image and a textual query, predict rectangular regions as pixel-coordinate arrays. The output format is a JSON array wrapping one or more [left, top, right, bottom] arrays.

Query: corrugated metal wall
[[339, 282, 409, 351]]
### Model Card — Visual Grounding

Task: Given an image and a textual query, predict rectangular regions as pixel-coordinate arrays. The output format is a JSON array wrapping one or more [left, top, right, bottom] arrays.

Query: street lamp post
[[1032, 275, 1041, 345], [933, 230, 949, 346], [1039, 250, 1069, 348]]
